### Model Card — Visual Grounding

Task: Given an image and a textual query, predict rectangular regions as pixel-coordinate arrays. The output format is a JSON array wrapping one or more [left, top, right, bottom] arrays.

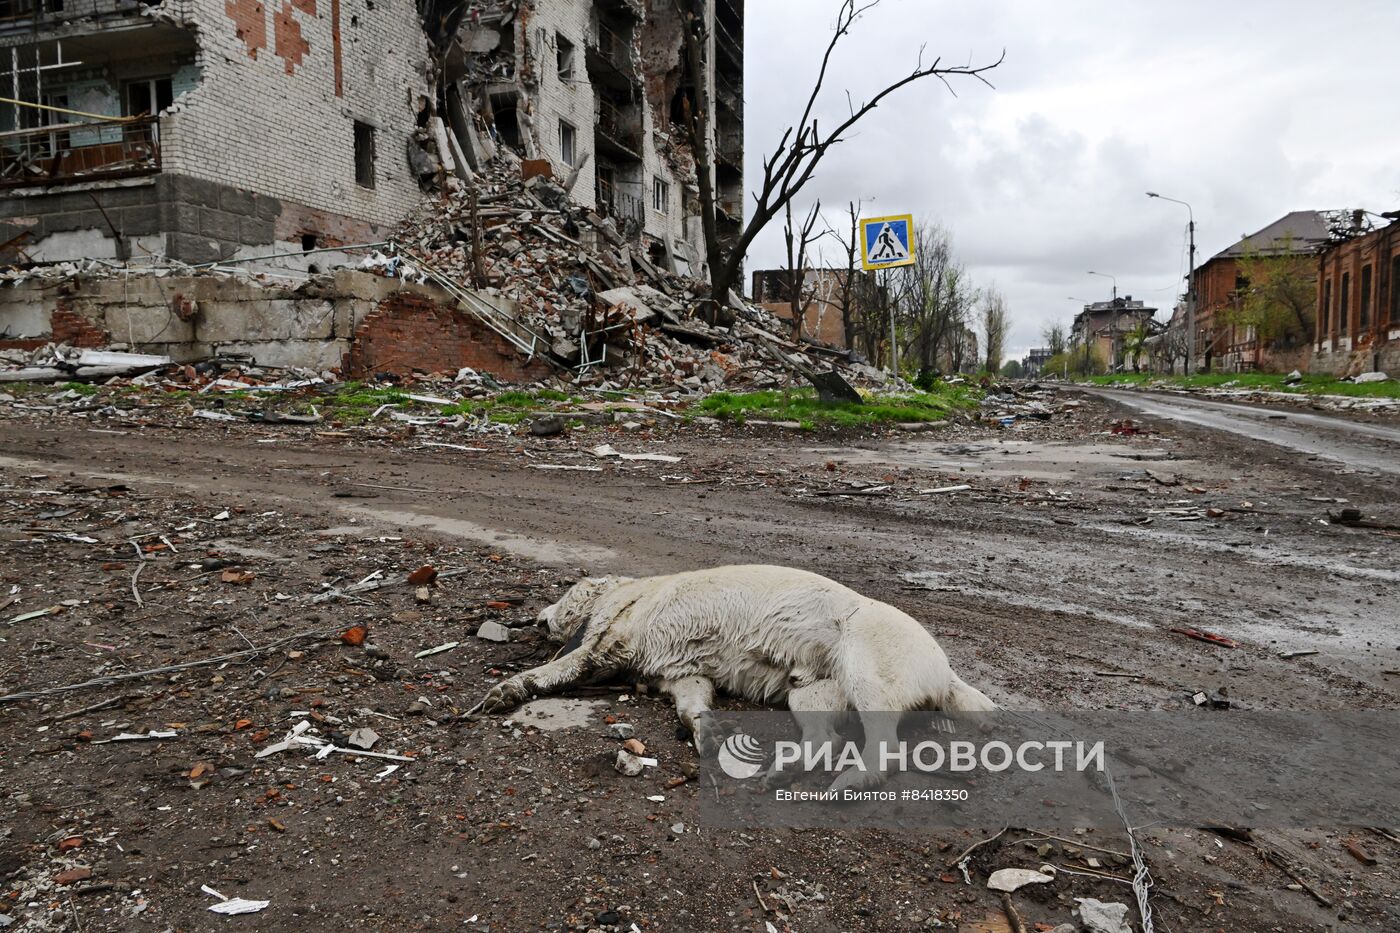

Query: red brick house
[[1313, 217, 1400, 375], [1190, 210, 1331, 372]]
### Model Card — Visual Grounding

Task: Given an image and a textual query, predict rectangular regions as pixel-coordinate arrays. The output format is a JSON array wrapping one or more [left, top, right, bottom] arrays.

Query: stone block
[[218, 186, 257, 216], [166, 232, 222, 264], [199, 208, 241, 242]]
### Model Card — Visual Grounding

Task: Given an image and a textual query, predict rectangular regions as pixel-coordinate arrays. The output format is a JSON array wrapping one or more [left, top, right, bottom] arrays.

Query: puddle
[[342, 506, 617, 566], [513, 698, 608, 732]]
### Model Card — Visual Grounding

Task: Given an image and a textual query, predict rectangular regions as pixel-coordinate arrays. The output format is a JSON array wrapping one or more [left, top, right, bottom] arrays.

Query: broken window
[[1339, 271, 1350, 334], [557, 34, 575, 81], [1359, 264, 1372, 329], [489, 93, 522, 151], [1323, 278, 1332, 334], [652, 177, 669, 213], [124, 77, 173, 117], [353, 121, 375, 189], [1392, 256, 1400, 323], [559, 120, 577, 167]]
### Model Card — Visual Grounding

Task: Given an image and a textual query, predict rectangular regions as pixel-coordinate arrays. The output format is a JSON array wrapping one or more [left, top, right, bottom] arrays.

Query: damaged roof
[[1210, 210, 1333, 261]]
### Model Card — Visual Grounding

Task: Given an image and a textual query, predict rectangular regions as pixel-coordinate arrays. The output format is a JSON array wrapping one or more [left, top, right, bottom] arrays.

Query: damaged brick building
[[0, 0, 743, 269], [0, 0, 430, 265], [440, 0, 744, 277], [0, 0, 747, 376]]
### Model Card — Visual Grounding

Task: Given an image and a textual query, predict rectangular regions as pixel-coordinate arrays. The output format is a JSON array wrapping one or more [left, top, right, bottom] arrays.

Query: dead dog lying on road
[[480, 565, 996, 787]]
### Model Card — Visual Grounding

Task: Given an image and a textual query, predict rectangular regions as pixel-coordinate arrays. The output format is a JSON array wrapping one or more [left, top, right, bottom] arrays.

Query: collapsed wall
[[0, 268, 549, 382]]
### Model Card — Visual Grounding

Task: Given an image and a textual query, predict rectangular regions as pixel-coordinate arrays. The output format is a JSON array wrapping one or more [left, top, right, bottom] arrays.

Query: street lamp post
[[1087, 270, 1117, 301], [1147, 192, 1195, 375]]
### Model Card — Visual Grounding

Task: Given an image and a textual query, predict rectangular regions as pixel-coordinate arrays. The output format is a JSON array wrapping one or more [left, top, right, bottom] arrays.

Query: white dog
[[480, 566, 995, 785]]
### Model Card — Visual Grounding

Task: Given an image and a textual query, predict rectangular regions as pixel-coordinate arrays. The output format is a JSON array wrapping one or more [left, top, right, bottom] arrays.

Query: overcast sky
[[741, 0, 1400, 360]]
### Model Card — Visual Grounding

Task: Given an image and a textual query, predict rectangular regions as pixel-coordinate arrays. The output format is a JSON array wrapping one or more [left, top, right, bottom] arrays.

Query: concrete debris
[[607, 722, 636, 740], [1074, 898, 1133, 933], [386, 155, 876, 394], [1353, 371, 1390, 383], [346, 728, 380, 751], [986, 867, 1056, 892], [476, 621, 513, 642], [614, 749, 646, 777], [0, 346, 173, 384]]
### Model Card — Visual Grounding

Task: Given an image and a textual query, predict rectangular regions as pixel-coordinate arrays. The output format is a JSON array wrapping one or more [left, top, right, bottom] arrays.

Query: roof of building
[[1212, 210, 1333, 261]]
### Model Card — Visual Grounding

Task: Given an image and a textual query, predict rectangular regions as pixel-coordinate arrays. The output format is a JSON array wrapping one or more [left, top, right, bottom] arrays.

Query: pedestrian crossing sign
[[859, 214, 916, 271]]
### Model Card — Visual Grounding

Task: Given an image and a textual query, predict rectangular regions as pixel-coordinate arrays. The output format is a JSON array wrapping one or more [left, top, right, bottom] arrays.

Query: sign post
[[860, 214, 916, 375]]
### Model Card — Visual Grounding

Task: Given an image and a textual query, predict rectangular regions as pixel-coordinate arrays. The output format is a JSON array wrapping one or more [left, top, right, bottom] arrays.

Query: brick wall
[[1313, 223, 1400, 375], [159, 0, 429, 229], [343, 293, 554, 382]]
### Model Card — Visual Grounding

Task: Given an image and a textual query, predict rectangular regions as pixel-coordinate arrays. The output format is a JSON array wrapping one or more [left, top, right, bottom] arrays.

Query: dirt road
[[2, 389, 1398, 930], [1087, 387, 1400, 476]]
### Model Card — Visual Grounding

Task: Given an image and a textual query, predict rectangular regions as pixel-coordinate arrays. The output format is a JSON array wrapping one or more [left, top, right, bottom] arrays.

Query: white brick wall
[[158, 0, 430, 227], [519, 0, 722, 272]]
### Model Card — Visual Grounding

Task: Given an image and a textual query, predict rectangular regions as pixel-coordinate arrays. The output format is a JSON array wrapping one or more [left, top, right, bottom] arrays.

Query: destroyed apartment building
[[0, 0, 759, 387]]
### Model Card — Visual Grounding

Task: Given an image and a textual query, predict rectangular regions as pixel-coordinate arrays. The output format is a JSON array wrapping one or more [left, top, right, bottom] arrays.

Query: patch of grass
[[696, 384, 980, 428], [61, 381, 100, 396], [533, 388, 571, 402], [1087, 372, 1400, 399]]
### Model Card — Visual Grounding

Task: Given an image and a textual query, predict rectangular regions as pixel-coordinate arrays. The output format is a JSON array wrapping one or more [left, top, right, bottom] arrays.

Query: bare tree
[[675, 0, 1002, 326], [1042, 323, 1067, 357], [981, 287, 1008, 373], [781, 199, 823, 341], [889, 222, 976, 377]]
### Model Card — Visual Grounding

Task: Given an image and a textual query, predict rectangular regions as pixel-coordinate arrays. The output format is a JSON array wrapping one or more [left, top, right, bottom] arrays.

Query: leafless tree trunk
[[782, 199, 822, 341], [675, 0, 1002, 327]]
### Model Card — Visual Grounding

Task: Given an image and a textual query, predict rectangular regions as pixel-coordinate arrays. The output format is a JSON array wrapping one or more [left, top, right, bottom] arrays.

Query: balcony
[[0, 114, 159, 189], [585, 20, 637, 90], [596, 178, 643, 230], [594, 96, 641, 160], [0, 0, 152, 34]]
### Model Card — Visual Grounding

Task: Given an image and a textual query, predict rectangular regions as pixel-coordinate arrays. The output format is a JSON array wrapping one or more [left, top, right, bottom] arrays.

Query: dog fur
[[480, 565, 996, 786]]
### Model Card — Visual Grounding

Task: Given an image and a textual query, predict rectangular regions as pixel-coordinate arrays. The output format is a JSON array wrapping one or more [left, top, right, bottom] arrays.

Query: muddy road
[[2, 388, 1398, 931], [1087, 387, 1400, 476]]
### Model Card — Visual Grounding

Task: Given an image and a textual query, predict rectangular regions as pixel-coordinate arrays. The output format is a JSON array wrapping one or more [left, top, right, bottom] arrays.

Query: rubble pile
[[387, 155, 884, 394]]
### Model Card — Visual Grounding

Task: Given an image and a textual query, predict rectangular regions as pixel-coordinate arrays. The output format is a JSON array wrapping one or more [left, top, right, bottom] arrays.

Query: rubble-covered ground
[[2, 377, 1399, 932]]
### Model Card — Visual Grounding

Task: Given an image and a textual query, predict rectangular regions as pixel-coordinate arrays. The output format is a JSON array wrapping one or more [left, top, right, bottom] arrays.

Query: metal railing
[[595, 97, 641, 153], [0, 114, 159, 188], [593, 21, 634, 74]]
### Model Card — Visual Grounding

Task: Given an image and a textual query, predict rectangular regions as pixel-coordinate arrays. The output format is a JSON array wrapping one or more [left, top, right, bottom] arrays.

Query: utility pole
[[1148, 192, 1196, 375]]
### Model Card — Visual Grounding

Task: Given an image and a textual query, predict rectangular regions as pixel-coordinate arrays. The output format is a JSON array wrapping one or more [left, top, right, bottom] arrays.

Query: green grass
[[61, 381, 100, 396], [696, 385, 980, 428], [1086, 372, 1400, 399]]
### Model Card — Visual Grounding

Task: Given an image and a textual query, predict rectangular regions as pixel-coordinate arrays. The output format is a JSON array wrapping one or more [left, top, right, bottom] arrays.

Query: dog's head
[[538, 576, 630, 643]]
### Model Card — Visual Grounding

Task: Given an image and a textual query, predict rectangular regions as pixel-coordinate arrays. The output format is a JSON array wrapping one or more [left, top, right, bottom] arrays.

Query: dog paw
[[691, 714, 731, 758], [481, 678, 529, 714], [826, 764, 887, 796]]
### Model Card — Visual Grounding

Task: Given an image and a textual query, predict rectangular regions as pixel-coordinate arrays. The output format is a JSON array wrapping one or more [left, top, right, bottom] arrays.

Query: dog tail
[[942, 675, 997, 712]]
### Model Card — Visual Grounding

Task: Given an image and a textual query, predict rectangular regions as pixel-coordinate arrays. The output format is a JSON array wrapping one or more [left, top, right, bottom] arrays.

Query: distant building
[[751, 267, 850, 348], [1313, 216, 1400, 376], [1070, 296, 1158, 371], [1022, 347, 1052, 376], [1190, 210, 1332, 373]]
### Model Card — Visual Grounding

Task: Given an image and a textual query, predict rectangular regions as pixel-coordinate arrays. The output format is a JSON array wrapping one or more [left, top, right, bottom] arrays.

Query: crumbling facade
[[1312, 218, 1400, 376], [442, 0, 743, 278], [0, 0, 432, 265], [751, 267, 848, 348]]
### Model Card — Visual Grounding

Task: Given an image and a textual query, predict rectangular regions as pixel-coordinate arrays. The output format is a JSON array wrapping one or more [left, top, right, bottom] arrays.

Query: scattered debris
[[1074, 898, 1133, 933], [986, 867, 1055, 893], [1170, 627, 1241, 649], [202, 885, 270, 916]]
